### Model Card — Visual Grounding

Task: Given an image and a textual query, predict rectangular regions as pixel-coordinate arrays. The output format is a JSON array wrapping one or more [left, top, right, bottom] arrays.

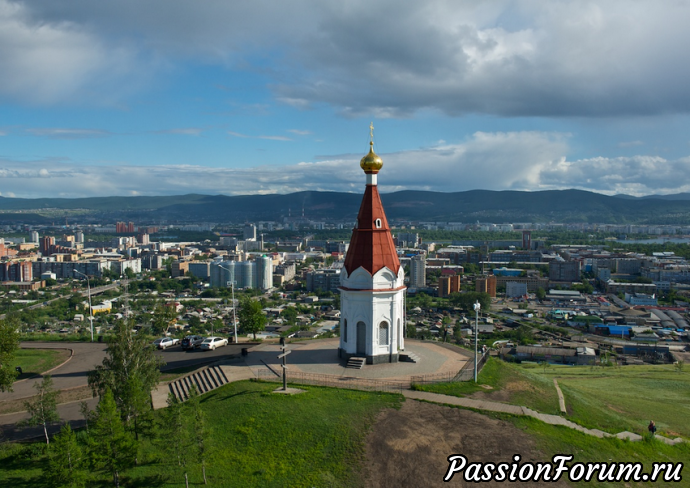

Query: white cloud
[[0, 0, 142, 105], [6, 1, 690, 117], [287, 129, 312, 136], [2, 131, 688, 198], [26, 128, 110, 139], [155, 128, 204, 136], [257, 135, 292, 141], [227, 131, 291, 141]]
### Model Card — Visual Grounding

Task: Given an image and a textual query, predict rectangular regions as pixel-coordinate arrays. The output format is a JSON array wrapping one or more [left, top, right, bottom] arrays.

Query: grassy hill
[[1, 376, 688, 487]]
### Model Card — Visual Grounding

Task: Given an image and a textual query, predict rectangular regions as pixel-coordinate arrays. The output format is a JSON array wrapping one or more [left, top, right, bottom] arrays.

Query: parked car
[[199, 336, 228, 351], [181, 335, 205, 350], [153, 337, 180, 350]]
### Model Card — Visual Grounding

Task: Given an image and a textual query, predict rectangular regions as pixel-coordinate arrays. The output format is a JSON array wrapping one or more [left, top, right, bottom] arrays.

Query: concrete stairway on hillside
[[346, 357, 366, 369], [168, 365, 230, 402]]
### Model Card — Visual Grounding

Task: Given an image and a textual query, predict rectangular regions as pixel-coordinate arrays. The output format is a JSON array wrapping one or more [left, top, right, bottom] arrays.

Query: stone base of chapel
[[338, 348, 399, 364]]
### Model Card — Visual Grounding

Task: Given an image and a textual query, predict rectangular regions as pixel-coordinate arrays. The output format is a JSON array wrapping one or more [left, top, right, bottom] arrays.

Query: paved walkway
[[402, 390, 686, 446]]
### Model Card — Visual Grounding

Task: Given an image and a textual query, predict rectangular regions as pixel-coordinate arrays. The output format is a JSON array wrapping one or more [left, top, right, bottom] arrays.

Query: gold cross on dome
[[369, 121, 374, 142]]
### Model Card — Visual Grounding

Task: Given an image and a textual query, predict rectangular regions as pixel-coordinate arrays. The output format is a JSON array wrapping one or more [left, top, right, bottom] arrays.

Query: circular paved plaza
[[243, 338, 471, 382]]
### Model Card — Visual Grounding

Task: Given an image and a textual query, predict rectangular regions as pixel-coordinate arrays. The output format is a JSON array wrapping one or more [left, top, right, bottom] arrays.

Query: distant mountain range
[[2, 189, 690, 225]]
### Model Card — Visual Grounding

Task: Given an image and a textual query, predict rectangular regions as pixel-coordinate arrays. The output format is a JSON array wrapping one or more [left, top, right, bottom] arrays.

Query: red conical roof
[[344, 184, 401, 276]]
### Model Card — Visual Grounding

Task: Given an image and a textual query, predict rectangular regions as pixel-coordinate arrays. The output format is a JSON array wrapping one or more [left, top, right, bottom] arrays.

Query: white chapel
[[338, 128, 406, 364]]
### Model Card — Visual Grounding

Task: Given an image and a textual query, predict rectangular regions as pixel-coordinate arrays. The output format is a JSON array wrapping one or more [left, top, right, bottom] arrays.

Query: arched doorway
[[356, 321, 366, 356]]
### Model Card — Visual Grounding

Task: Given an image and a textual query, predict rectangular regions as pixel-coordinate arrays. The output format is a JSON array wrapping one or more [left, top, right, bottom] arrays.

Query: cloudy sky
[[2, 0, 690, 198]]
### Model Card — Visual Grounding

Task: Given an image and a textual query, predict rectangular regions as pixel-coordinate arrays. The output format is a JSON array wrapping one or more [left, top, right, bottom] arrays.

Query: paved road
[[0, 340, 250, 441]]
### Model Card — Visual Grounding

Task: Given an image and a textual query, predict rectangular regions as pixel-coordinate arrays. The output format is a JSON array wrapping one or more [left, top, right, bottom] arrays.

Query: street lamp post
[[473, 300, 481, 383], [217, 263, 238, 343], [74, 270, 94, 342]]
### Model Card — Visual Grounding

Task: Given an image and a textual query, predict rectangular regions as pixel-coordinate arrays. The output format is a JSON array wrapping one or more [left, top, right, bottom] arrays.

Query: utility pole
[[218, 262, 238, 343], [473, 300, 481, 383], [73, 270, 94, 342]]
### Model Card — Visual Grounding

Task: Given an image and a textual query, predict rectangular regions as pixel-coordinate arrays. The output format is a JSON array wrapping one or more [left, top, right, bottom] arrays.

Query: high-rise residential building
[[409, 254, 426, 289], [39, 236, 55, 255], [210, 261, 235, 288], [243, 223, 257, 241], [306, 269, 341, 293], [506, 281, 528, 298], [549, 261, 581, 282], [396, 232, 420, 248], [188, 262, 211, 279], [438, 275, 461, 297], [238, 261, 254, 288], [339, 133, 406, 364], [255, 255, 273, 290], [30, 231, 39, 243], [522, 230, 532, 250], [75, 231, 84, 243], [475, 275, 497, 297], [0, 261, 33, 282]]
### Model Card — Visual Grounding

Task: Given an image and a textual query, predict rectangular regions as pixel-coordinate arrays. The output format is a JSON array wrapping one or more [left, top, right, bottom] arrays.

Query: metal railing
[[410, 351, 490, 386], [256, 369, 408, 394], [255, 351, 491, 392]]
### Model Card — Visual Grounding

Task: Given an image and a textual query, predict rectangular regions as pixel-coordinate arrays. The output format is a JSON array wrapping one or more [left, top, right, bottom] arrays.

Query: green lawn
[[0, 380, 403, 487], [412, 359, 690, 439], [11, 348, 69, 378], [528, 364, 690, 438], [506, 414, 690, 488], [412, 358, 563, 415]]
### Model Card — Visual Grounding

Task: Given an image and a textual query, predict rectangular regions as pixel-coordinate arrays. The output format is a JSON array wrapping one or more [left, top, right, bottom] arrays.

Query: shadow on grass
[[125, 473, 169, 487], [2, 476, 51, 488], [208, 389, 260, 403]]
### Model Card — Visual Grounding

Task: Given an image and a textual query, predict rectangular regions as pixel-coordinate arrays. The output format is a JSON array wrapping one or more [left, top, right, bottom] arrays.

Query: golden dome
[[360, 141, 383, 173]]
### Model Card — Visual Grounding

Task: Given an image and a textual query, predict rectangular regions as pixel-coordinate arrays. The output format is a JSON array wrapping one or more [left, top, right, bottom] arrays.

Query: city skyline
[[2, 1, 690, 198]]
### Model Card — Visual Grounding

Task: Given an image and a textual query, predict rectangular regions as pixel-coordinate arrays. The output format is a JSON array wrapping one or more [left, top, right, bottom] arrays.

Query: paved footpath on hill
[[402, 390, 686, 446]]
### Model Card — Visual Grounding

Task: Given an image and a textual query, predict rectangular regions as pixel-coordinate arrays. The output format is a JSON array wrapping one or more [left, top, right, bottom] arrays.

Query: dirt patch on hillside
[[363, 400, 570, 487]]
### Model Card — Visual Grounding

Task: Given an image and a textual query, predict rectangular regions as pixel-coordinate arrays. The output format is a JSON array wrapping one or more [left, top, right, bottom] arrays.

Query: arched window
[[378, 321, 389, 345], [343, 319, 348, 342], [374, 218, 382, 229]]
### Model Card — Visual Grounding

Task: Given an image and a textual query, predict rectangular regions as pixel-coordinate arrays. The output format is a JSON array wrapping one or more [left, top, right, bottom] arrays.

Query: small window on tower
[[375, 218, 382, 229]]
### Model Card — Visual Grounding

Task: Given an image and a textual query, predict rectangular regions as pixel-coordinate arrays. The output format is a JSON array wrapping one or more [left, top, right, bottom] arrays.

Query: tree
[[448, 291, 491, 312], [151, 303, 177, 335], [535, 287, 546, 300], [88, 320, 165, 437], [416, 292, 432, 309], [453, 323, 463, 343], [158, 394, 192, 486], [188, 385, 210, 484], [238, 297, 266, 339], [188, 315, 202, 333], [0, 316, 20, 392], [79, 401, 92, 433], [21, 374, 60, 445], [281, 306, 298, 325], [46, 423, 88, 488], [88, 389, 136, 488]]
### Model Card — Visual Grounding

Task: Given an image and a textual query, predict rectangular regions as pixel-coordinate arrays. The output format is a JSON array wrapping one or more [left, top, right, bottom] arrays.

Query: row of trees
[[42, 385, 210, 488], [19, 319, 211, 486]]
